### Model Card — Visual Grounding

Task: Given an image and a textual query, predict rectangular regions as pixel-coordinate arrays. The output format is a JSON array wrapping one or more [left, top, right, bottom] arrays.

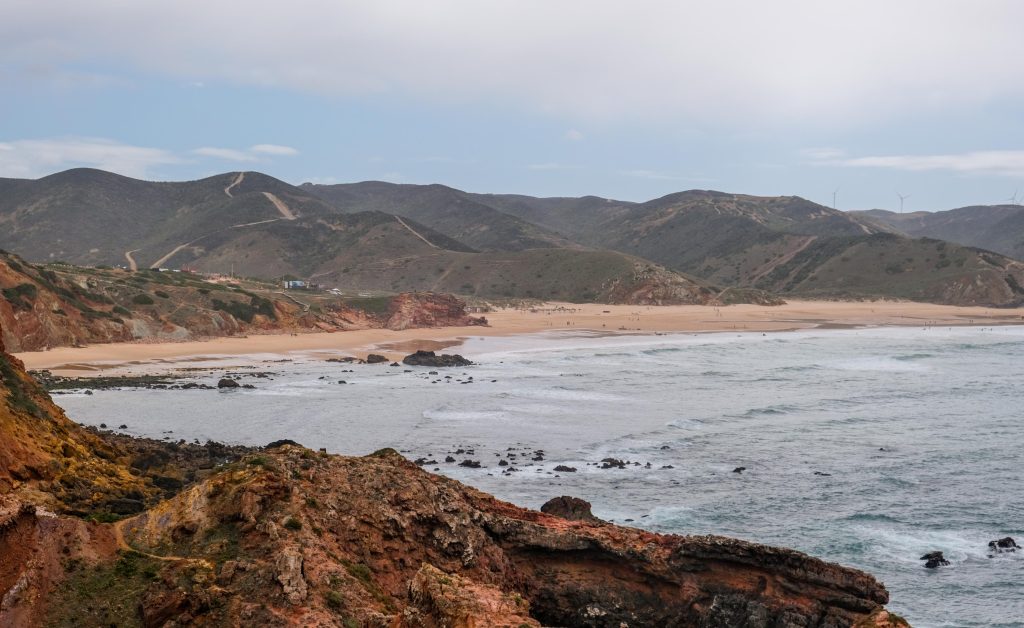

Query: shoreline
[[16, 300, 1024, 375]]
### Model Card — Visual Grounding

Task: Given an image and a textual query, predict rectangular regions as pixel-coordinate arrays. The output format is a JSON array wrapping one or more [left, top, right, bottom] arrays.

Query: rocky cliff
[[0, 252, 485, 352], [0, 323, 907, 627]]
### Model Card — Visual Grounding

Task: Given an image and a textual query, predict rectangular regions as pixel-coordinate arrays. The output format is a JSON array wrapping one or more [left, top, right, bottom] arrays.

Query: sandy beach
[[16, 300, 1024, 375]]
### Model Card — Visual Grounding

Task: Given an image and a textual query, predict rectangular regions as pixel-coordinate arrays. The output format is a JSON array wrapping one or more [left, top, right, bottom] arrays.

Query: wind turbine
[[1003, 189, 1019, 205], [896, 192, 910, 214], [832, 187, 840, 209]]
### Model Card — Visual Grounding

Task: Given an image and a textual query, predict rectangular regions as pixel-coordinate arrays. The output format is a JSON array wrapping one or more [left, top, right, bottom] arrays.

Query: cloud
[[0, 137, 181, 179], [250, 144, 299, 156], [814, 150, 1024, 177], [800, 147, 846, 160], [564, 129, 585, 141], [194, 144, 299, 161], [4, 1, 1023, 125], [193, 147, 257, 162]]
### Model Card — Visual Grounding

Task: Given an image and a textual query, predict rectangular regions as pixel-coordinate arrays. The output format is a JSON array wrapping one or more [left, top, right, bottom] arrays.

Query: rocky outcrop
[[540, 495, 602, 523], [100, 446, 906, 627], [398, 563, 540, 627], [402, 350, 473, 367], [920, 551, 950, 568], [385, 292, 488, 330]]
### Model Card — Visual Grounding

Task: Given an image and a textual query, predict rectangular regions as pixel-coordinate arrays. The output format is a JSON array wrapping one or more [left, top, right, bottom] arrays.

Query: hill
[[856, 205, 1024, 261], [0, 170, 734, 306], [0, 251, 485, 352], [302, 180, 577, 251], [482, 189, 1024, 306]]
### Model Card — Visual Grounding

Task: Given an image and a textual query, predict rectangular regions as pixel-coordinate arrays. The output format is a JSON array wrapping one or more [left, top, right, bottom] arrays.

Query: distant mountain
[[0, 169, 728, 305], [855, 205, 1024, 261], [301, 181, 578, 252]]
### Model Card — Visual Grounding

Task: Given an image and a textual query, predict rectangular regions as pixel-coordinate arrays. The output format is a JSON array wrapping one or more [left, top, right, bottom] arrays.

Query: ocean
[[57, 325, 1024, 627]]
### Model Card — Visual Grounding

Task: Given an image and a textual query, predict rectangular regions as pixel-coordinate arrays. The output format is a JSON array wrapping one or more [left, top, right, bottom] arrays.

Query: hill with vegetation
[[856, 205, 1024, 261], [0, 170, 732, 306]]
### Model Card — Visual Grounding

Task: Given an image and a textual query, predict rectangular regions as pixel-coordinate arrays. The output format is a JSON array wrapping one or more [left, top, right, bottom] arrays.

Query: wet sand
[[16, 300, 1023, 376]]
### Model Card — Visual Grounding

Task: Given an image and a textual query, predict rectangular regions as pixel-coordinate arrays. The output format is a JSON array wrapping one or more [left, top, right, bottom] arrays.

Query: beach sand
[[16, 300, 1023, 376]]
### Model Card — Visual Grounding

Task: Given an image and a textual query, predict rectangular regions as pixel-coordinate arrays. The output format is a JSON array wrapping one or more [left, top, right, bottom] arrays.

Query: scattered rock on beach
[[553, 465, 577, 473], [402, 350, 473, 367], [217, 378, 239, 389]]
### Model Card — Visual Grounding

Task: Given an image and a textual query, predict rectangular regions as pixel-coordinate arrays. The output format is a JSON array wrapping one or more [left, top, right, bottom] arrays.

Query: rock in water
[[401, 350, 473, 367], [921, 551, 951, 568], [217, 378, 239, 389], [540, 495, 602, 523], [365, 354, 388, 364], [988, 537, 1019, 555]]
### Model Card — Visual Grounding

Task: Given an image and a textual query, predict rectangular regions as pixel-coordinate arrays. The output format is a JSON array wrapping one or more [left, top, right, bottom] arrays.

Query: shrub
[[113, 305, 131, 316], [132, 293, 155, 305], [283, 517, 302, 531], [154, 290, 170, 299]]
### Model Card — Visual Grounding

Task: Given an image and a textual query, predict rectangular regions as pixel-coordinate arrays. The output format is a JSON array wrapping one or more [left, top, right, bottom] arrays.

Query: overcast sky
[[2, 0, 1023, 210]]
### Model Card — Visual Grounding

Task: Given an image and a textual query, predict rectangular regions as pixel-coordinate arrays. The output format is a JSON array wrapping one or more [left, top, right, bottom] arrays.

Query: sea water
[[57, 326, 1024, 627]]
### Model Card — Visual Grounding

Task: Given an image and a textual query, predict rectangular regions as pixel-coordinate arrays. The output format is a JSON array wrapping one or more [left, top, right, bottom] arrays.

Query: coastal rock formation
[[385, 292, 488, 330], [402, 350, 473, 367], [0, 322, 908, 627], [0, 252, 486, 352], [540, 495, 601, 522], [988, 537, 1019, 555], [920, 551, 950, 568]]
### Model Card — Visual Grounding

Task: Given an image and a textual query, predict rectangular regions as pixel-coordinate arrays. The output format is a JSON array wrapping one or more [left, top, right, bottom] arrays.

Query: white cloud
[[250, 144, 298, 156], [564, 129, 585, 141], [193, 147, 257, 162], [4, 1, 1023, 126], [0, 137, 181, 179], [800, 147, 846, 160], [815, 150, 1024, 177]]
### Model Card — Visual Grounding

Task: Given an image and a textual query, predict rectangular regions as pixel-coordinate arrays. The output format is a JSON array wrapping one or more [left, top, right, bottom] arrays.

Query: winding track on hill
[[124, 249, 140, 271], [262, 192, 297, 220], [224, 172, 245, 198], [393, 215, 439, 249]]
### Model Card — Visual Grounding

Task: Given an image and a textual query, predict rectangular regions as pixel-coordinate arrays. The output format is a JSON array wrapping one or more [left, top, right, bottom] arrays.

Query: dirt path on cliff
[[124, 249, 140, 272], [394, 215, 440, 249], [224, 172, 245, 198], [262, 192, 297, 220], [112, 519, 213, 568]]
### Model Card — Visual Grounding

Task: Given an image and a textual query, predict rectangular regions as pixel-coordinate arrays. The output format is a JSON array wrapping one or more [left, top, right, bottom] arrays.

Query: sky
[[2, 0, 1023, 211]]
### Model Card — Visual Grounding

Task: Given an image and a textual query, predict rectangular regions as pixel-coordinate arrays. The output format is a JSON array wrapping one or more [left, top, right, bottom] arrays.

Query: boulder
[[553, 465, 577, 473], [920, 551, 950, 568], [365, 354, 388, 364], [217, 378, 239, 389], [541, 496, 602, 523], [401, 350, 473, 368], [988, 537, 1019, 555]]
